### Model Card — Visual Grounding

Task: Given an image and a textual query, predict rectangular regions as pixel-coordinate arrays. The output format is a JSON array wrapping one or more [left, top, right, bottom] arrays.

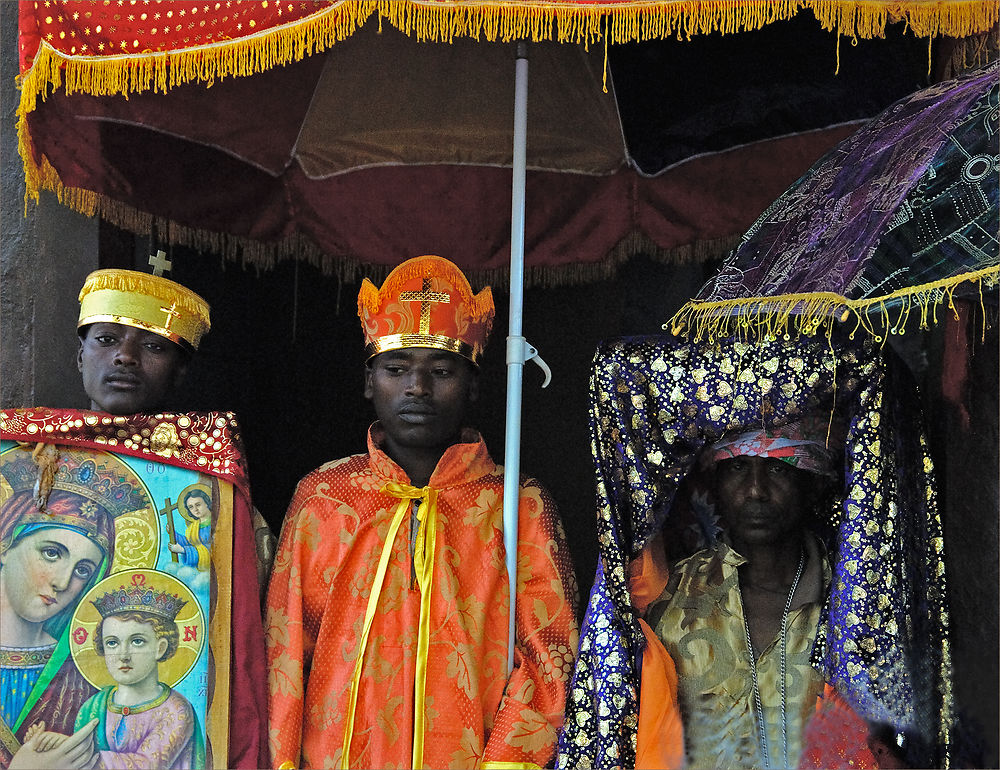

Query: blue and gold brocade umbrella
[[670, 61, 999, 344], [556, 332, 953, 768]]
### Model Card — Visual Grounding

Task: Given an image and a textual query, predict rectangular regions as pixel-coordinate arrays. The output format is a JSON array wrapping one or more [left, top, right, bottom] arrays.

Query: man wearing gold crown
[[265, 255, 580, 770], [1, 268, 272, 769], [76, 269, 275, 592], [75, 269, 273, 764], [76, 269, 209, 415]]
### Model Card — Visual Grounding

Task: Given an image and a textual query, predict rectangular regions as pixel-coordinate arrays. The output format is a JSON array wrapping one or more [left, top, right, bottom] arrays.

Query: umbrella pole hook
[[507, 336, 552, 388]]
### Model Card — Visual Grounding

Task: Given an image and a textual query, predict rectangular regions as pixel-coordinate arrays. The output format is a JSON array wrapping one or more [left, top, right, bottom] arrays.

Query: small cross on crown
[[148, 249, 172, 277]]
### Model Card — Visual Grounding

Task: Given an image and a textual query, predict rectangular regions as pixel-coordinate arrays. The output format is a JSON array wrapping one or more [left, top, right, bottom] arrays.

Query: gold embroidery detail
[[150, 421, 181, 457]]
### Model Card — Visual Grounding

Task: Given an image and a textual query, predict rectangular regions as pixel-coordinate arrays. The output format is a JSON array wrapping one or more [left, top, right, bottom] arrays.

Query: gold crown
[[92, 584, 187, 621], [78, 270, 211, 351]]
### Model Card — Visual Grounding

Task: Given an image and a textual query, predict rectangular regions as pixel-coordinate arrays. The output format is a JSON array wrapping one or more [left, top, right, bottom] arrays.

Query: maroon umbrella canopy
[[22, 17, 933, 284]]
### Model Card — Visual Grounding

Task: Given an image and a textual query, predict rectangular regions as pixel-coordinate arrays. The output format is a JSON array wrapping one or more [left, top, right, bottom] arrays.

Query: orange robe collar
[[367, 423, 496, 487]]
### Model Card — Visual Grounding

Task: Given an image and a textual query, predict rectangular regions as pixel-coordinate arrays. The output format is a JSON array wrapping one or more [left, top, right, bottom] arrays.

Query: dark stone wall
[[1, 3, 97, 409]]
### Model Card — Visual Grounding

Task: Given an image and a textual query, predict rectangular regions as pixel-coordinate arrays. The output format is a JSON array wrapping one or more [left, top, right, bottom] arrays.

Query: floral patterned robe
[[265, 427, 579, 769], [75, 686, 205, 769]]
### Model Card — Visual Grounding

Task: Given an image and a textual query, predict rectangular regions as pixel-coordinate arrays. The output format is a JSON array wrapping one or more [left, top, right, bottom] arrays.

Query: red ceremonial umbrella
[[18, 2, 986, 285]]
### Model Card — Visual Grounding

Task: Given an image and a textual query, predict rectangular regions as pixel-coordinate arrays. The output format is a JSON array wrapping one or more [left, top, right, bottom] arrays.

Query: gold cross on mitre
[[399, 278, 450, 335], [160, 301, 180, 329], [148, 249, 172, 276]]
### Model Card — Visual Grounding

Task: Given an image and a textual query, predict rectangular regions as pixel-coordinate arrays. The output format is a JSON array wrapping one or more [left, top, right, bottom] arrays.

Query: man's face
[[364, 348, 478, 456], [78, 322, 188, 415], [713, 455, 813, 549]]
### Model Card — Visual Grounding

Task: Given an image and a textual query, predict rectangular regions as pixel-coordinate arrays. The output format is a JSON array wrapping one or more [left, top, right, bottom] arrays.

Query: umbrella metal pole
[[503, 41, 529, 677]]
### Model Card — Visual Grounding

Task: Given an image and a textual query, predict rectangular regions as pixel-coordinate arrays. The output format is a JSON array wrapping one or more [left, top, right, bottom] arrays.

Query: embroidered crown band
[[78, 269, 211, 351], [92, 584, 187, 621]]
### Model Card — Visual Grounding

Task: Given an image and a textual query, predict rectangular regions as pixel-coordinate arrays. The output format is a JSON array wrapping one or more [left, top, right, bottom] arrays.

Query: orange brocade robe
[[265, 427, 579, 769]]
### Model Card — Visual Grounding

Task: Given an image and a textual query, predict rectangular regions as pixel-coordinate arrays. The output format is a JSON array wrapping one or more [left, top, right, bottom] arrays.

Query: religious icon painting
[[0, 408, 248, 769]]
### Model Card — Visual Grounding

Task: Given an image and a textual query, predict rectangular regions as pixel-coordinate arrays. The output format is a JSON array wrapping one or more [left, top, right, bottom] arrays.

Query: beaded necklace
[[743, 547, 805, 770]]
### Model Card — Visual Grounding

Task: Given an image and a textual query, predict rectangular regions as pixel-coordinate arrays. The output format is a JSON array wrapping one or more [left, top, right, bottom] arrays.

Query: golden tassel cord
[[667, 263, 1000, 345]]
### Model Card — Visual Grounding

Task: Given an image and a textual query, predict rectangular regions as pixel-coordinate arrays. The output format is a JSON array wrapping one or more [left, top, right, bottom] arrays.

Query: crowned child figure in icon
[[71, 584, 206, 769], [168, 489, 212, 571]]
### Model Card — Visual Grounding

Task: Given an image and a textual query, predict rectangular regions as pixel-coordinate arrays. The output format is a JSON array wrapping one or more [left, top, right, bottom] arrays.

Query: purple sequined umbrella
[[670, 61, 999, 343]]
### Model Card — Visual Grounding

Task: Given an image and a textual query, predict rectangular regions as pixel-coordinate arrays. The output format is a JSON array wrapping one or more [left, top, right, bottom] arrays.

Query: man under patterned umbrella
[[557, 331, 953, 769]]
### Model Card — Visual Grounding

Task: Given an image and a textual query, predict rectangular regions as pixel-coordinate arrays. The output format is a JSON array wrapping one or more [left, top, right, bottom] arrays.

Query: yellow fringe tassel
[[15, 1, 1000, 204], [15, 1, 1000, 113], [78, 271, 209, 316], [21, 130, 740, 290], [667, 263, 1000, 346], [14, 1, 999, 282]]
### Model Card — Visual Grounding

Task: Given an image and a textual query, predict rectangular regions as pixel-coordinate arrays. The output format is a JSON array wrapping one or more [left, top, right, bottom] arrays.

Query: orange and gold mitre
[[357, 255, 494, 364], [78, 269, 211, 351], [92, 583, 187, 621]]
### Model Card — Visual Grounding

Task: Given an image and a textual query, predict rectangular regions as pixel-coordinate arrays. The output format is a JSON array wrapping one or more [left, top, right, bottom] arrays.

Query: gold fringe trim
[[939, 24, 1000, 80], [78, 271, 209, 317], [470, 232, 739, 290], [16, 2, 377, 107], [16, 1, 998, 205], [21, 157, 740, 289], [16, 2, 378, 201], [16, 1, 1000, 112], [666, 264, 1000, 345], [377, 1, 999, 46], [808, 0, 999, 40]]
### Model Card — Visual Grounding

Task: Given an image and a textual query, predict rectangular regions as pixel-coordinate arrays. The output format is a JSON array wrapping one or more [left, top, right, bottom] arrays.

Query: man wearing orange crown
[[265, 255, 580, 770]]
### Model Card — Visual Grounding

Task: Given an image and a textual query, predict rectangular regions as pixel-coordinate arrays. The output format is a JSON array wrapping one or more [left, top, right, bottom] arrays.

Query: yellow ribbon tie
[[339, 481, 438, 770]]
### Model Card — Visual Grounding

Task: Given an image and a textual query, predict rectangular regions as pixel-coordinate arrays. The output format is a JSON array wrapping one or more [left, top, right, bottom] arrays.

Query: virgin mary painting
[[0, 447, 148, 768]]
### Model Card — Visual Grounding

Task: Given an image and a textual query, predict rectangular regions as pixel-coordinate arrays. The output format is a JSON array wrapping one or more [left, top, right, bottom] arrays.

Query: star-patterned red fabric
[[18, 0, 331, 72]]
